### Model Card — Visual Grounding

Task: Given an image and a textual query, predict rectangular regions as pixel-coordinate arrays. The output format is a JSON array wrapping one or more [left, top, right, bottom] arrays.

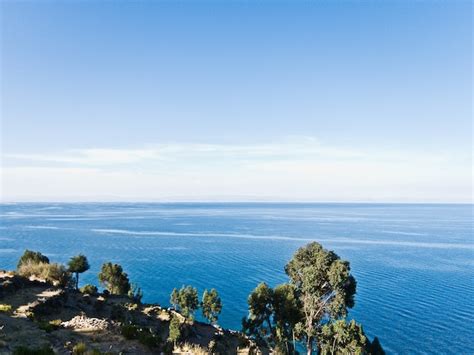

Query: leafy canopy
[[98, 262, 131, 295], [67, 254, 90, 289], [201, 288, 222, 324], [170, 285, 200, 319], [319, 319, 368, 355], [285, 242, 356, 353]]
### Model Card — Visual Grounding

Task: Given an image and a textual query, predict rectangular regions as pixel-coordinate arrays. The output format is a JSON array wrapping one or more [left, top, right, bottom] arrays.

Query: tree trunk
[[75, 272, 79, 289], [307, 337, 313, 355]]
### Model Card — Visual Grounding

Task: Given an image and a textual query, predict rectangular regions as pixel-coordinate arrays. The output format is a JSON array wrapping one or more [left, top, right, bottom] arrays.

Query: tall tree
[[201, 288, 222, 324], [285, 242, 356, 354], [67, 254, 90, 289], [98, 262, 131, 295]]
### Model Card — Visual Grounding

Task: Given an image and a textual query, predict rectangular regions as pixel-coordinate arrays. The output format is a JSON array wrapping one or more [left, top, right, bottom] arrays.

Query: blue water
[[0, 203, 472, 354]]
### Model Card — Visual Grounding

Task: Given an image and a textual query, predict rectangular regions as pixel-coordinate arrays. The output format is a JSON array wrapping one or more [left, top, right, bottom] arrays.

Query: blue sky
[[1, 0, 472, 202]]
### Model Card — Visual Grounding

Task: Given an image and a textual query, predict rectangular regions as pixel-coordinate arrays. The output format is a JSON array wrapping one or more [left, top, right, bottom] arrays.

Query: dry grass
[[17, 261, 70, 286], [0, 304, 12, 312], [174, 342, 209, 354]]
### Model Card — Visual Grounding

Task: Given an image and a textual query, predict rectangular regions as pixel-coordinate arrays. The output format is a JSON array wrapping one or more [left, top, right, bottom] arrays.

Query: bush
[[80, 284, 98, 295], [72, 342, 87, 354], [120, 324, 160, 348], [0, 304, 12, 313], [38, 319, 62, 333], [17, 250, 49, 269], [121, 324, 139, 339], [13, 345, 55, 355], [18, 261, 71, 286]]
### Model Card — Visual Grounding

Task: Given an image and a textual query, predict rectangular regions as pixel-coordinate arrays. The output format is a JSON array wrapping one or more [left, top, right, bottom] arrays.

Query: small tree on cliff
[[285, 242, 356, 354], [17, 250, 49, 269], [67, 254, 90, 290], [201, 288, 222, 324], [171, 285, 200, 320], [98, 262, 131, 295], [168, 314, 181, 347]]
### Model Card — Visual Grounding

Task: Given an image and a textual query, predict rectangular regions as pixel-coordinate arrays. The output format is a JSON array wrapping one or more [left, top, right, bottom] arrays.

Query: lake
[[0, 203, 472, 354]]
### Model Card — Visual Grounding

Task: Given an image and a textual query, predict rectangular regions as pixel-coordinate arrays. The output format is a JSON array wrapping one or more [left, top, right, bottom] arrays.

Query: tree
[[128, 283, 143, 304], [242, 282, 274, 345], [243, 282, 302, 353], [170, 288, 179, 308], [319, 319, 368, 355], [17, 250, 49, 269], [168, 314, 181, 347], [367, 336, 385, 355], [67, 254, 90, 290], [98, 262, 130, 295], [285, 242, 356, 354], [273, 283, 302, 353], [173, 285, 199, 320], [201, 288, 222, 324]]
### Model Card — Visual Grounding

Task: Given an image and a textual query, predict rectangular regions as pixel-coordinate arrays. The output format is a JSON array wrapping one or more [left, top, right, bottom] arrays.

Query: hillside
[[0, 271, 260, 354]]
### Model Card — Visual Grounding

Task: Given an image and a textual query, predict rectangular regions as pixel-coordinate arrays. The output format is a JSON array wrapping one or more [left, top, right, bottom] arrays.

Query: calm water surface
[[0, 203, 472, 354]]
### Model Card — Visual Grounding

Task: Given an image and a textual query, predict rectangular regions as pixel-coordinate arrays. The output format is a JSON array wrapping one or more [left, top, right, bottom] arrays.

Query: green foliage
[[285, 242, 356, 353], [243, 282, 301, 352], [272, 283, 302, 351], [13, 345, 55, 355], [110, 303, 126, 321], [68, 254, 90, 289], [319, 319, 368, 355], [367, 336, 385, 355], [121, 324, 140, 339], [72, 342, 88, 355], [168, 314, 182, 345], [242, 282, 274, 344], [121, 324, 160, 348], [80, 284, 98, 295], [17, 250, 49, 269], [128, 283, 143, 304], [0, 304, 12, 313], [171, 285, 199, 319], [201, 288, 222, 324], [98, 262, 130, 295], [170, 288, 179, 308], [38, 319, 62, 333]]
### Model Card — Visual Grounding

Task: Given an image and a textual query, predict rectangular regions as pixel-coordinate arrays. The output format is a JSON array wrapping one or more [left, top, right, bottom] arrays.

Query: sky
[[1, 0, 472, 202]]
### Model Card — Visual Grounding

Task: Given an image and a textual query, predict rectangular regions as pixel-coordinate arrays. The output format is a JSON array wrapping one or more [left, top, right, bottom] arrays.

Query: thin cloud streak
[[1, 138, 472, 202]]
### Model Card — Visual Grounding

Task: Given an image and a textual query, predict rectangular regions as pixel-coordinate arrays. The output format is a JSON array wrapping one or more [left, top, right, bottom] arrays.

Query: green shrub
[[0, 304, 12, 313], [17, 250, 49, 269], [13, 345, 55, 355], [72, 342, 87, 354], [138, 330, 161, 348], [38, 319, 61, 332], [80, 284, 98, 295], [121, 324, 139, 339], [120, 324, 160, 348], [110, 304, 126, 322]]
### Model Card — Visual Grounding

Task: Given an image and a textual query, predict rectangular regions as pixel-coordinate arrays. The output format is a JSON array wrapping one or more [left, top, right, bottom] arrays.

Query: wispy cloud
[[1, 137, 472, 202]]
